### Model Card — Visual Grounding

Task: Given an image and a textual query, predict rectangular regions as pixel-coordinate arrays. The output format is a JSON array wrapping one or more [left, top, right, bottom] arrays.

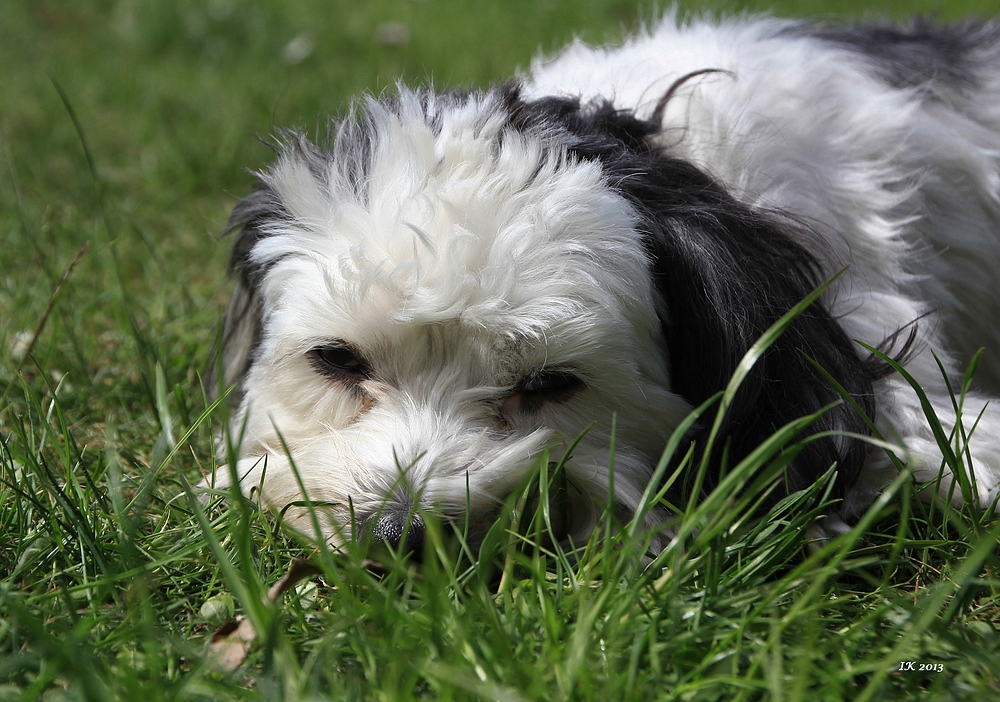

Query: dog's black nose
[[368, 509, 425, 560]]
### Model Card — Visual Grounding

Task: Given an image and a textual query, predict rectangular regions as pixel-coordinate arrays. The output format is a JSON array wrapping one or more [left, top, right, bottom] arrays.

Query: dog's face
[[214, 88, 691, 547], [212, 85, 877, 550]]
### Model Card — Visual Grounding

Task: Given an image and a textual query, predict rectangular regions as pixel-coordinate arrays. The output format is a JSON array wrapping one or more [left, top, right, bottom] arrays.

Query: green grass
[[2, 0, 1000, 699]]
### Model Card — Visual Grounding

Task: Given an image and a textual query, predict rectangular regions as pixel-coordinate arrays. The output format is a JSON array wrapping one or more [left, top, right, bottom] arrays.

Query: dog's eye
[[502, 369, 585, 416], [521, 370, 584, 400], [309, 344, 370, 380]]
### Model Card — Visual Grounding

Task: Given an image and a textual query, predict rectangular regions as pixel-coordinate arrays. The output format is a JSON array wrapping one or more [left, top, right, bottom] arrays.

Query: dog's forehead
[[252, 90, 659, 349]]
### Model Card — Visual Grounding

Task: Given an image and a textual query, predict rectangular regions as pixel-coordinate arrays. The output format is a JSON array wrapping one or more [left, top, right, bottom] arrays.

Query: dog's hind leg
[[846, 373, 1000, 517]]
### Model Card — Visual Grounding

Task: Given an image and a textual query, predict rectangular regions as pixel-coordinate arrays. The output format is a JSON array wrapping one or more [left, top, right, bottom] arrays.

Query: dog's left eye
[[521, 370, 584, 400], [308, 344, 370, 381], [503, 369, 584, 416]]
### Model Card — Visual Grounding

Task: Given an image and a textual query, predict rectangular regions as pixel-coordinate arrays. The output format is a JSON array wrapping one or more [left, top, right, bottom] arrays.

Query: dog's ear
[[625, 159, 879, 502], [206, 183, 284, 407], [509, 92, 878, 502]]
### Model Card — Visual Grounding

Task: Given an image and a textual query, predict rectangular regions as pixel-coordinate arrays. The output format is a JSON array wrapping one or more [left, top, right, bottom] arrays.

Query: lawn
[[2, 0, 1000, 699]]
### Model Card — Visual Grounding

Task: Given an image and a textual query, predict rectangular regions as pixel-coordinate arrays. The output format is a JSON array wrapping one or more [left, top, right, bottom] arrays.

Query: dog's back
[[525, 14, 1000, 513]]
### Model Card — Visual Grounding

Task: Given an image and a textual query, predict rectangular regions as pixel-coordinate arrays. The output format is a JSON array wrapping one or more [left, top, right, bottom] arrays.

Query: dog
[[206, 13, 1000, 555]]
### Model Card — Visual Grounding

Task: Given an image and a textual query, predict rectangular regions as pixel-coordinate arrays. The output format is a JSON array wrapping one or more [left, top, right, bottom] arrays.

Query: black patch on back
[[784, 18, 1000, 94]]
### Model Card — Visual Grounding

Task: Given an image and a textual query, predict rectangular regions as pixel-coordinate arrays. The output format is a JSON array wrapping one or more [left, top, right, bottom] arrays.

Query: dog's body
[[209, 14, 1000, 551]]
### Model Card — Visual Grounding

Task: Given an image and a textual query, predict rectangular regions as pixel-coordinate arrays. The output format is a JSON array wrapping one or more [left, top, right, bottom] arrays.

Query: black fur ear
[[628, 159, 878, 503], [507, 90, 879, 503], [206, 182, 286, 407]]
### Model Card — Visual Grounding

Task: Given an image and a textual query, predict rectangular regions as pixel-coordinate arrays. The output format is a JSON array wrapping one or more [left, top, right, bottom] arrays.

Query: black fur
[[207, 182, 285, 406], [504, 86, 880, 504], [787, 18, 1000, 95]]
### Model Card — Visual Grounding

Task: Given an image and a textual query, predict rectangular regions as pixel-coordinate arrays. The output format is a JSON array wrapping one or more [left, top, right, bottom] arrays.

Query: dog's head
[[209, 84, 875, 552]]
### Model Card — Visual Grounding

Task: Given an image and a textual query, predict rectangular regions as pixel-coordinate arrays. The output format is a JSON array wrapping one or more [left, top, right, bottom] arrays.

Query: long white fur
[[209, 13, 1000, 548]]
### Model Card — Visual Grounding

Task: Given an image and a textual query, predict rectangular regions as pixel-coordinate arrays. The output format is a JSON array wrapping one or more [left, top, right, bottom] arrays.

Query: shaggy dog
[[206, 14, 1000, 554]]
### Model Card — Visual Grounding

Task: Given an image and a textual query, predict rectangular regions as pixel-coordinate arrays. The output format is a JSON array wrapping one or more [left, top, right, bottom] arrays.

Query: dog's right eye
[[308, 344, 370, 381]]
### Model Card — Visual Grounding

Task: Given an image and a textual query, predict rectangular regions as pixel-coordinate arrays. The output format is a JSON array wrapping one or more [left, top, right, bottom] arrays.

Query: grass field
[[3, 1, 1000, 699]]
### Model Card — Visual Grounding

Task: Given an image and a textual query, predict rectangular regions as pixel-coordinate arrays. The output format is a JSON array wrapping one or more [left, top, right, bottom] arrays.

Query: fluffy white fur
[[207, 13, 1000, 552]]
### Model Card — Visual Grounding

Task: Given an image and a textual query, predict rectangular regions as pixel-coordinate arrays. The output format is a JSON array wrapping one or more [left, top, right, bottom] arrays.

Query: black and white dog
[[207, 14, 1000, 552]]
